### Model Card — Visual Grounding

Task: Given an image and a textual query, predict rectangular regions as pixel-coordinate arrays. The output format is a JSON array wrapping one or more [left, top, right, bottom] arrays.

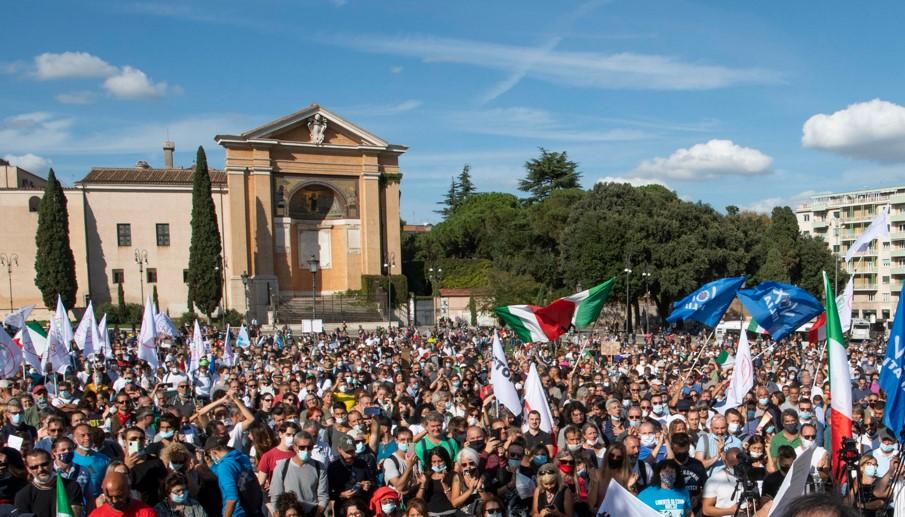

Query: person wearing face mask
[[257, 422, 301, 489], [760, 445, 796, 502], [0, 447, 26, 505], [153, 473, 206, 517], [72, 423, 110, 507], [269, 432, 328, 517], [701, 447, 749, 517], [369, 486, 403, 517], [854, 455, 885, 517], [327, 434, 377, 504], [769, 409, 802, 459], [638, 459, 692, 517], [668, 433, 707, 514], [15, 449, 84, 517], [91, 471, 155, 517], [0, 400, 37, 447], [52, 437, 90, 509], [382, 427, 419, 500], [870, 429, 899, 477]]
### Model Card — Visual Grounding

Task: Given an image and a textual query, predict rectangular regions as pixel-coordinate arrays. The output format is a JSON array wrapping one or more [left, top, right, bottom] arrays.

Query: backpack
[[378, 454, 401, 486], [237, 468, 265, 517]]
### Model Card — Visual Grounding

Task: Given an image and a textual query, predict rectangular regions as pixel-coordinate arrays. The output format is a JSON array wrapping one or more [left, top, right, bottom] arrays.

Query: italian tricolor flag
[[823, 271, 852, 479], [56, 473, 74, 517], [495, 278, 615, 342]]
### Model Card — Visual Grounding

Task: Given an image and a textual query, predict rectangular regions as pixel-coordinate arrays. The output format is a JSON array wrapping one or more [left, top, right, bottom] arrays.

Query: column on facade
[[383, 175, 402, 275]]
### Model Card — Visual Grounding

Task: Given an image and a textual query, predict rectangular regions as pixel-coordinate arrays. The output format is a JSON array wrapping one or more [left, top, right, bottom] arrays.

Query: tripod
[[731, 477, 760, 517]]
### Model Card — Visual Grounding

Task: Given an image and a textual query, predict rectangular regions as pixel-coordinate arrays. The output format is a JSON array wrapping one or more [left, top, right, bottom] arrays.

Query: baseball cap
[[31, 385, 47, 395], [0, 381, 10, 389], [336, 434, 356, 454]]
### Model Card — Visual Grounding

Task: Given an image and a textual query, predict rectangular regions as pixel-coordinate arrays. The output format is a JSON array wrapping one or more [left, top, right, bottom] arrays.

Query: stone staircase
[[276, 293, 386, 323]]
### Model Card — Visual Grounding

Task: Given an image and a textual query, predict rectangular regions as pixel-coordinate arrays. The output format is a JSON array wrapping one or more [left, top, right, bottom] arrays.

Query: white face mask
[[282, 436, 294, 448]]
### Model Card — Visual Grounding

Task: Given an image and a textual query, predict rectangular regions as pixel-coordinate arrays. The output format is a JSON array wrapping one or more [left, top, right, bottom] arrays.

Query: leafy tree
[[435, 178, 459, 217], [457, 164, 476, 199], [34, 169, 77, 308], [519, 148, 582, 202], [187, 146, 223, 318], [757, 206, 801, 282], [117, 282, 125, 309]]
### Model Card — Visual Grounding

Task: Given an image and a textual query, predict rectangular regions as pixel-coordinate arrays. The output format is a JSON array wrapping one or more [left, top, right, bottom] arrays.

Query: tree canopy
[[34, 169, 77, 308]]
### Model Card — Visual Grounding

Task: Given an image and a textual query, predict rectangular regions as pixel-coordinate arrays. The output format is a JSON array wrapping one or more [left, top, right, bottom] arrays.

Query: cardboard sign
[[600, 341, 621, 356]]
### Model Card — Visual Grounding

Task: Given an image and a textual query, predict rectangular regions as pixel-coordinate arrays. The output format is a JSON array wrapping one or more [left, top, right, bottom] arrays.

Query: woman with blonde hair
[[531, 463, 573, 517]]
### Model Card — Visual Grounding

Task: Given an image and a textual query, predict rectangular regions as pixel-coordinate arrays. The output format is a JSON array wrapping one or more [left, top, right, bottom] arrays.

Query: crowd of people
[[0, 318, 896, 517]]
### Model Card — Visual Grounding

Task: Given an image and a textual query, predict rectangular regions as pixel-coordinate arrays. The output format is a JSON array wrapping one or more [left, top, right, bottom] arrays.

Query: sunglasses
[[27, 461, 51, 470]]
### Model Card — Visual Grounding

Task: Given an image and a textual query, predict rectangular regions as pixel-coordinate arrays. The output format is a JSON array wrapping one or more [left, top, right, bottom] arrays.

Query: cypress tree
[[152, 285, 159, 309], [457, 164, 476, 199], [187, 146, 223, 318], [117, 282, 125, 309], [34, 169, 77, 308]]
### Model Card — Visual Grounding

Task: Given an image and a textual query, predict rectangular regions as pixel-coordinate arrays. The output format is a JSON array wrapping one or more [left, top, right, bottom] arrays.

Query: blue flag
[[880, 284, 905, 436], [666, 277, 746, 328], [737, 281, 823, 341]]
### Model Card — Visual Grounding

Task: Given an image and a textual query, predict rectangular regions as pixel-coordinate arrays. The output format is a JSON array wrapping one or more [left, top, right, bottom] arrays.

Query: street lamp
[[0, 253, 18, 312], [134, 249, 148, 301], [307, 255, 319, 324], [624, 268, 632, 334], [240, 270, 249, 322], [641, 272, 652, 334], [384, 253, 396, 327], [428, 266, 443, 325]]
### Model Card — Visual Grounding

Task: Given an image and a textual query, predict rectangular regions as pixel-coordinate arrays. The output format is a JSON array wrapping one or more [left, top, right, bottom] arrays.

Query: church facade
[[0, 105, 406, 322]]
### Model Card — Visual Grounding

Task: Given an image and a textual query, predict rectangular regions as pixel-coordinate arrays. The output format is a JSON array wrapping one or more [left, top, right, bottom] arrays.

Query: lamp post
[[641, 271, 652, 334], [0, 253, 17, 312], [307, 255, 319, 324], [134, 249, 148, 301], [384, 253, 396, 327], [240, 271, 249, 322], [624, 267, 632, 334], [428, 266, 443, 325]]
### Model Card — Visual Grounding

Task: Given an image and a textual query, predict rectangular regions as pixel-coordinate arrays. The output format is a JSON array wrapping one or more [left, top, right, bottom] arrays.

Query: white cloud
[[744, 190, 821, 214], [802, 99, 905, 162], [335, 34, 780, 91], [630, 139, 773, 180], [103, 66, 169, 99], [597, 176, 668, 188], [55, 91, 95, 105], [2, 153, 52, 174], [0, 112, 72, 152], [449, 107, 646, 142], [33, 52, 117, 80]]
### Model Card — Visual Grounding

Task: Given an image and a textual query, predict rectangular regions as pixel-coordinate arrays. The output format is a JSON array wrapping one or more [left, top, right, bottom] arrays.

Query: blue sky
[[4, 1, 905, 223]]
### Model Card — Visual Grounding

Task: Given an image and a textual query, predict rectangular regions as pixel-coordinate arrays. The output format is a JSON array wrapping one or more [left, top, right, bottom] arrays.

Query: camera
[[838, 438, 859, 464]]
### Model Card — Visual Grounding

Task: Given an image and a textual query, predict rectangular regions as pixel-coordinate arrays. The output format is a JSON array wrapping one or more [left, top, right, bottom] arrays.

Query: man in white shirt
[[702, 447, 745, 516]]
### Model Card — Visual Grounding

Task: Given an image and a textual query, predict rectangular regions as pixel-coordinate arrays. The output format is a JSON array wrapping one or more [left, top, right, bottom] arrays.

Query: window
[[833, 245, 840, 253], [803, 214, 810, 222], [28, 196, 39, 212], [112, 269, 125, 284], [147, 268, 157, 284], [156, 224, 170, 246], [883, 276, 890, 284], [183, 269, 190, 283], [117, 224, 131, 247]]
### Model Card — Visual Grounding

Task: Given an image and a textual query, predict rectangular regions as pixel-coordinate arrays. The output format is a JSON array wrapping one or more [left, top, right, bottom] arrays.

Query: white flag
[[3, 305, 34, 330], [719, 330, 754, 414], [223, 325, 235, 367], [155, 312, 180, 338], [97, 314, 111, 359], [0, 327, 22, 379], [490, 333, 522, 417], [844, 205, 889, 262], [597, 479, 660, 517], [14, 326, 42, 371], [236, 324, 251, 348], [768, 445, 817, 516], [73, 301, 100, 357], [522, 363, 554, 433], [188, 320, 204, 377], [43, 295, 73, 374], [838, 276, 854, 333], [137, 296, 158, 369]]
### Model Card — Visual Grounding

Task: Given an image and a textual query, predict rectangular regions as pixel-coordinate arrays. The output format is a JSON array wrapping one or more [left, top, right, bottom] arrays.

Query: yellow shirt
[[333, 391, 356, 411]]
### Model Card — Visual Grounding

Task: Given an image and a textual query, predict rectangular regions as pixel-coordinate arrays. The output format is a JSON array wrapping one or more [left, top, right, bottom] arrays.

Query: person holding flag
[[15, 449, 84, 517]]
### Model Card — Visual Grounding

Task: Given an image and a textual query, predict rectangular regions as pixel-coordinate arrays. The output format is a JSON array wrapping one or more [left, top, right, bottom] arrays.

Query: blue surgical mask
[[881, 443, 895, 453], [865, 465, 878, 477], [533, 455, 548, 466], [158, 430, 175, 440], [9, 414, 22, 425], [652, 404, 665, 415], [432, 464, 447, 473], [297, 450, 310, 462], [397, 442, 410, 453], [355, 442, 366, 454], [171, 492, 187, 504], [508, 459, 521, 468], [758, 398, 769, 406], [799, 411, 812, 420]]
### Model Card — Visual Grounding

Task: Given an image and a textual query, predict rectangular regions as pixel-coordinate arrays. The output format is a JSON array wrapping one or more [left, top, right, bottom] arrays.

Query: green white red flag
[[823, 271, 852, 479]]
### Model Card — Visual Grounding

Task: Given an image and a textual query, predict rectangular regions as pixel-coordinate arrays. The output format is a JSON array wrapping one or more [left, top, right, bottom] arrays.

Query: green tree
[[457, 164, 476, 199], [757, 206, 801, 282], [435, 178, 459, 217], [117, 282, 125, 309], [519, 148, 582, 202], [187, 146, 223, 317], [152, 285, 159, 309], [34, 169, 77, 308]]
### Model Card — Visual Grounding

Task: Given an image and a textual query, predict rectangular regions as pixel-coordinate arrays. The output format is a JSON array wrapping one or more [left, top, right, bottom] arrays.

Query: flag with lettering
[[666, 277, 745, 328], [44, 295, 73, 374], [13, 325, 42, 371], [737, 281, 823, 341], [0, 327, 22, 379], [881, 282, 905, 436], [137, 297, 158, 369], [490, 333, 521, 416]]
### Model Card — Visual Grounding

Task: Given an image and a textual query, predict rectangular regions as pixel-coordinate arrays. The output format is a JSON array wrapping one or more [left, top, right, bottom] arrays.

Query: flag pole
[[680, 327, 716, 388]]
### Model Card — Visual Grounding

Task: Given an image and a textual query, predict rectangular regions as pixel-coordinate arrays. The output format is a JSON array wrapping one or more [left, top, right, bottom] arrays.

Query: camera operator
[[702, 447, 756, 517]]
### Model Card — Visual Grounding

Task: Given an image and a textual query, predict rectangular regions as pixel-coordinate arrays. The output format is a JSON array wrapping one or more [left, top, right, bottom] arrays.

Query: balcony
[[891, 266, 905, 276], [891, 212, 905, 223], [892, 249, 905, 258], [811, 219, 828, 230], [854, 283, 879, 291], [892, 194, 905, 204], [891, 231, 905, 241]]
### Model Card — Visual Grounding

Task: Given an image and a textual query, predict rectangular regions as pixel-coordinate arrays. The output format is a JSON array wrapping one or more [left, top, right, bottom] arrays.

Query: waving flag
[[738, 281, 823, 341], [73, 301, 100, 357], [3, 305, 34, 330], [823, 271, 852, 479], [55, 473, 74, 517], [491, 333, 522, 416], [597, 479, 660, 517], [223, 325, 235, 367], [666, 277, 746, 328], [97, 314, 111, 359], [13, 326, 42, 371], [137, 297, 158, 368], [155, 312, 180, 338], [188, 321, 204, 377], [522, 363, 554, 432], [719, 329, 753, 414], [0, 327, 22, 379], [844, 204, 889, 262], [236, 324, 251, 348], [880, 282, 905, 437], [495, 298, 579, 343], [562, 278, 616, 329], [44, 295, 73, 374]]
